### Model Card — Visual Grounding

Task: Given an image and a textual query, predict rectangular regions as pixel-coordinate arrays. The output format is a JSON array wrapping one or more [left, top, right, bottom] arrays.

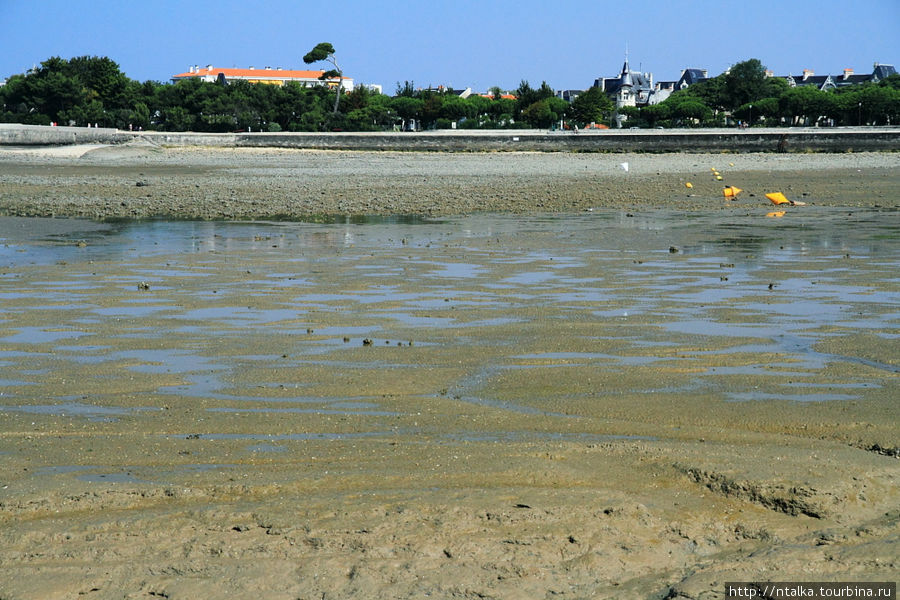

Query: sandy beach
[[0, 144, 898, 599]]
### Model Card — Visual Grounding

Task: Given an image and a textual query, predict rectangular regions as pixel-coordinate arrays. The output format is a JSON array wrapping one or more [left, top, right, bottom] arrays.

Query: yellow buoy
[[685, 182, 693, 189], [723, 186, 743, 198], [715, 175, 723, 181], [766, 192, 791, 205]]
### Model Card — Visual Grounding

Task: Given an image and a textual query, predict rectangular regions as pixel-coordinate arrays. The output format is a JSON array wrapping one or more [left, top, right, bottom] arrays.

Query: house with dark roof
[[675, 68, 709, 90], [832, 63, 897, 87], [833, 68, 870, 87], [595, 58, 657, 109], [654, 68, 709, 99], [555, 89, 584, 102], [785, 69, 835, 90], [871, 63, 898, 82], [593, 59, 711, 125], [781, 63, 897, 90]]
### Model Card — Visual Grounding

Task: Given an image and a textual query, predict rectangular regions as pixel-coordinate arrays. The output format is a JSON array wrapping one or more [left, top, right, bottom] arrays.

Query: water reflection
[[1, 208, 897, 424]]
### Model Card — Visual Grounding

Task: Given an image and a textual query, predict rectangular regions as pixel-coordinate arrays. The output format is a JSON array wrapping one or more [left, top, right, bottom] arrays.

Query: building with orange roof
[[172, 65, 354, 91], [479, 92, 517, 100]]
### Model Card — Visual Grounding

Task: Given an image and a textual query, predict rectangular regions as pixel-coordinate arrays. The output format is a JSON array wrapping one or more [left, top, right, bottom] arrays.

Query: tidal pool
[[0, 208, 897, 449]]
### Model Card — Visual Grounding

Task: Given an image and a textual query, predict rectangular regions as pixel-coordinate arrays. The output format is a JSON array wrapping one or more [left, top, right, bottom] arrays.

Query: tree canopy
[[2, 55, 898, 131], [625, 58, 900, 127], [303, 42, 343, 114], [569, 87, 614, 125]]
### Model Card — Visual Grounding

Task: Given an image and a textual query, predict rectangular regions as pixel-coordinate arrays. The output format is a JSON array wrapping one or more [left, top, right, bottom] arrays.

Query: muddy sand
[[1, 143, 899, 219], [0, 145, 898, 599]]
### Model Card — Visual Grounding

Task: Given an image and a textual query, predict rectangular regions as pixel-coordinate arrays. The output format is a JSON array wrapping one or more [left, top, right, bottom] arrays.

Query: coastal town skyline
[[2, 0, 898, 92]]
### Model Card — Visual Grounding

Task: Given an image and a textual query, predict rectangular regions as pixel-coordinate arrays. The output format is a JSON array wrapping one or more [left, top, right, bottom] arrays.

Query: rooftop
[[172, 66, 348, 80]]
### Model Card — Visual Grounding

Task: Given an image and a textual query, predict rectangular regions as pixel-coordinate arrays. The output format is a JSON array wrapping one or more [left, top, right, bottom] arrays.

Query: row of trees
[[0, 55, 611, 131], [623, 59, 900, 128], [2, 55, 898, 132]]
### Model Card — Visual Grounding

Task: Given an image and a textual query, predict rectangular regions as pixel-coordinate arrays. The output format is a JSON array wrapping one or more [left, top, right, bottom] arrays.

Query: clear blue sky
[[2, 0, 898, 92]]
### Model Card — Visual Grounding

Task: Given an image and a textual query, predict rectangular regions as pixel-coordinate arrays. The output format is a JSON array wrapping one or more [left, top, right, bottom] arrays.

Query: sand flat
[[0, 149, 898, 599]]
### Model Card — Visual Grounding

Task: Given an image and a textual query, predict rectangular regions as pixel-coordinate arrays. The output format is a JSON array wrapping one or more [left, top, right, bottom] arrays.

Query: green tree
[[879, 74, 900, 90], [461, 94, 491, 127], [521, 99, 553, 127], [515, 80, 536, 108], [129, 101, 151, 130], [515, 80, 555, 121], [762, 76, 790, 101], [67, 56, 132, 110], [395, 81, 417, 97], [678, 74, 728, 111], [669, 96, 712, 126], [343, 85, 373, 111], [640, 102, 671, 127], [723, 58, 768, 110], [779, 85, 835, 125], [327, 86, 389, 131], [489, 97, 516, 126], [546, 97, 569, 126], [857, 85, 900, 125], [440, 94, 474, 123], [2, 58, 87, 124], [570, 87, 614, 125], [420, 92, 444, 129], [736, 96, 778, 125], [303, 42, 344, 114], [162, 105, 194, 131], [618, 106, 641, 125], [520, 97, 567, 128], [390, 96, 423, 129]]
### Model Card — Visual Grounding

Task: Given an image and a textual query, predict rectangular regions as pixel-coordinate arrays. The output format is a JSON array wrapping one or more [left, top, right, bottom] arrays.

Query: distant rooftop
[[172, 65, 351, 87]]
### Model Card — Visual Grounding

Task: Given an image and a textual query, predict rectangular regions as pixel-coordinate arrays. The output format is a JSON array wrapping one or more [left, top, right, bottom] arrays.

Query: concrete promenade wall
[[0, 123, 122, 145], [3, 123, 900, 153]]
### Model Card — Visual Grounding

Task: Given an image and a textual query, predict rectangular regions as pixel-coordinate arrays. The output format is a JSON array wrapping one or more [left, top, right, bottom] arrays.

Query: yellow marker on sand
[[766, 192, 791, 205], [765, 192, 807, 207], [723, 186, 742, 199]]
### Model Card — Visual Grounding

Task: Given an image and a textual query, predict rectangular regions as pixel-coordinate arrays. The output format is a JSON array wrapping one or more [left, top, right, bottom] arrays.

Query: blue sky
[[2, 0, 898, 92]]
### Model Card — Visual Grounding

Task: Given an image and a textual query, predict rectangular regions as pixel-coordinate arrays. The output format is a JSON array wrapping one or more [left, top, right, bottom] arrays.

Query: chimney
[[802, 69, 813, 80], [207, 65, 213, 72], [843, 68, 854, 80], [188, 65, 194, 73]]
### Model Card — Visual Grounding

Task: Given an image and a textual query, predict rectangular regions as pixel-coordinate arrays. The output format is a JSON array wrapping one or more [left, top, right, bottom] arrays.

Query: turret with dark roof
[[871, 63, 897, 82]]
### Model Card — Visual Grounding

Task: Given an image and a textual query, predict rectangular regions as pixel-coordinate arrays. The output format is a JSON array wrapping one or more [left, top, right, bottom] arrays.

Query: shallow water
[[1, 209, 898, 457]]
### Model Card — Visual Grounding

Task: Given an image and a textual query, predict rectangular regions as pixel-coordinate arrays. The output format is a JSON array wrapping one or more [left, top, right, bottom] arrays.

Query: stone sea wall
[[2, 122, 899, 152]]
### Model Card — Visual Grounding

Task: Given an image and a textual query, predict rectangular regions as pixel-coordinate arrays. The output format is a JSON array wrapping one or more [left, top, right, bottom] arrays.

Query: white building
[[172, 65, 353, 91]]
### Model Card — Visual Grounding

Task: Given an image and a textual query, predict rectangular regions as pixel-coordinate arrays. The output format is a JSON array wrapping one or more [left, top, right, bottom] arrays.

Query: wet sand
[[0, 146, 898, 599], [1, 143, 899, 219]]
